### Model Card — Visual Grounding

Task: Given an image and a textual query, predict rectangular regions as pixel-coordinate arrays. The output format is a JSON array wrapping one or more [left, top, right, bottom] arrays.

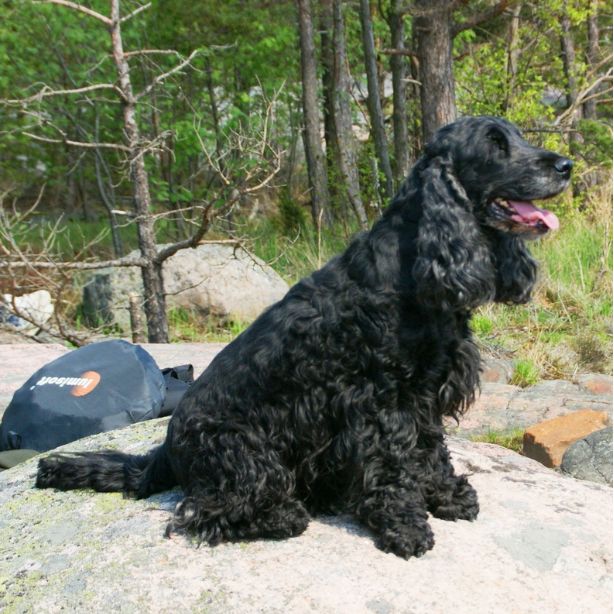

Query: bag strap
[[161, 364, 194, 384], [159, 364, 194, 416]]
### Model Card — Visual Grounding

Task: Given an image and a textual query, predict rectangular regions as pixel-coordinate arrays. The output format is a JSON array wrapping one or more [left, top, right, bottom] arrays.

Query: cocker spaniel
[[37, 116, 572, 558]]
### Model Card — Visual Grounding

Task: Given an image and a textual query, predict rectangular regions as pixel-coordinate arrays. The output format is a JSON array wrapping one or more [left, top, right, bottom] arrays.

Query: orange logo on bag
[[71, 371, 101, 397]]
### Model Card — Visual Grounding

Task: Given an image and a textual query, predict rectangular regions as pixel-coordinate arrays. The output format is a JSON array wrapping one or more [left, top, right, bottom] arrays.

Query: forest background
[[0, 0, 611, 383]]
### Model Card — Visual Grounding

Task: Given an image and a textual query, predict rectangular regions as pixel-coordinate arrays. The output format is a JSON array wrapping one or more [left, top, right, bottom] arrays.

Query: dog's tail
[[35, 444, 176, 498]]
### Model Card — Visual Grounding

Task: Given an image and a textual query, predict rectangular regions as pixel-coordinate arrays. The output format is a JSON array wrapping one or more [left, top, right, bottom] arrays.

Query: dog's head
[[402, 116, 572, 310], [424, 116, 572, 239]]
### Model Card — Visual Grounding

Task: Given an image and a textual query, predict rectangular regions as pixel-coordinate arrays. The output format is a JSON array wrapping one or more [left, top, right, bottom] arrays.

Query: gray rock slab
[[511, 379, 612, 414], [0, 421, 611, 613], [0, 344, 69, 418], [480, 356, 513, 384], [561, 427, 613, 486], [575, 373, 613, 396], [451, 380, 612, 436]]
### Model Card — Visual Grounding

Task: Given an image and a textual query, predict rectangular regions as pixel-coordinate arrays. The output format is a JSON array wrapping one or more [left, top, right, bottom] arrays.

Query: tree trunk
[[94, 151, 123, 257], [297, 0, 331, 228], [331, 0, 368, 227], [559, 2, 583, 156], [151, 93, 185, 241], [320, 0, 341, 215], [414, 0, 457, 144], [110, 0, 168, 343], [583, 0, 599, 120], [560, 6, 579, 112], [64, 145, 79, 216], [503, 2, 522, 113], [388, 0, 409, 184], [408, 27, 422, 162], [94, 107, 123, 257], [205, 57, 223, 157], [358, 0, 394, 201], [285, 96, 302, 197]]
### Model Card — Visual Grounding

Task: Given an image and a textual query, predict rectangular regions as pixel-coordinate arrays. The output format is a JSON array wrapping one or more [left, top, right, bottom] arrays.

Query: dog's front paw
[[375, 522, 435, 559], [431, 476, 479, 521]]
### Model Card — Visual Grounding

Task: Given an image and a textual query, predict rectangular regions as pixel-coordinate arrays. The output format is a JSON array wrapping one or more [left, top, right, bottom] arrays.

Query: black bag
[[0, 340, 192, 453], [160, 364, 194, 415]]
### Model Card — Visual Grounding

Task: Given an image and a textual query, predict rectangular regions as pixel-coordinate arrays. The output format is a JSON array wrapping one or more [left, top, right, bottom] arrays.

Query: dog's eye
[[488, 130, 508, 154]]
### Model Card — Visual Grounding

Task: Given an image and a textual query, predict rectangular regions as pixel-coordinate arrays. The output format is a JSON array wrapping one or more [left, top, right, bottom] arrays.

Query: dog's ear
[[411, 158, 496, 310], [491, 234, 537, 303]]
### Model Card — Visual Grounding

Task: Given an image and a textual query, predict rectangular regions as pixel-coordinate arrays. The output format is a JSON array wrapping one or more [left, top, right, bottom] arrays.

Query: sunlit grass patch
[[510, 359, 540, 388], [470, 428, 525, 453]]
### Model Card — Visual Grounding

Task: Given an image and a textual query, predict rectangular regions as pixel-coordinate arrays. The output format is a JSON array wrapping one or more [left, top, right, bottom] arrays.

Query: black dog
[[36, 117, 571, 558]]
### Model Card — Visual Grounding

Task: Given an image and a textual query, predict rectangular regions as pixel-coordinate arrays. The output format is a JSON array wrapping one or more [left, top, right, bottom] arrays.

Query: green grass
[[471, 313, 494, 337], [470, 428, 525, 453], [510, 359, 540, 387], [246, 216, 359, 284], [168, 307, 250, 343]]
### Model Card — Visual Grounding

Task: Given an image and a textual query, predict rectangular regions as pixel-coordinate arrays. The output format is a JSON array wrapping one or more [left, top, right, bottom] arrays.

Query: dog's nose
[[554, 157, 573, 176]]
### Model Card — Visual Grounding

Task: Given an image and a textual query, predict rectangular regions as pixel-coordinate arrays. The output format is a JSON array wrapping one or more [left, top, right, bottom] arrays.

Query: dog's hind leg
[[168, 493, 310, 544], [167, 440, 310, 545]]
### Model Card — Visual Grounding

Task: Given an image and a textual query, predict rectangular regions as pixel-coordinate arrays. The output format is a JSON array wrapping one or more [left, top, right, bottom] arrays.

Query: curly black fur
[[36, 117, 572, 558]]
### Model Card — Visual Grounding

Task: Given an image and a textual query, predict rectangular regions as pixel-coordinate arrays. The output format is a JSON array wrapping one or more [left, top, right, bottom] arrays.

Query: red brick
[[523, 410, 610, 468]]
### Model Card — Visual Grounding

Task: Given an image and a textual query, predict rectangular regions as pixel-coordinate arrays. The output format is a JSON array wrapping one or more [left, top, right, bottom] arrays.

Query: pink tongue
[[508, 200, 559, 230]]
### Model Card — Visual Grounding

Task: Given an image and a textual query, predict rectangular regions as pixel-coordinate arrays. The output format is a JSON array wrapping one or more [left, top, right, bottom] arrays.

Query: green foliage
[[1, 0, 610, 216], [275, 187, 308, 236], [455, 17, 561, 130], [471, 313, 494, 338], [511, 359, 541, 388], [356, 140, 382, 212], [574, 119, 613, 169]]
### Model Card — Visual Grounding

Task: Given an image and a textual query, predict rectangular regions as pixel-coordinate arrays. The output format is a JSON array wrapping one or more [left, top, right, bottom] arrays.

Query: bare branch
[[243, 159, 282, 194], [120, 2, 151, 23], [0, 256, 147, 270], [2, 299, 88, 347], [149, 204, 208, 221], [34, 0, 112, 25], [198, 240, 245, 246], [452, 0, 517, 38], [22, 132, 131, 152], [136, 49, 202, 100], [554, 57, 613, 126], [123, 49, 182, 58], [380, 48, 417, 58], [125, 44, 229, 58], [154, 202, 215, 264], [149, 94, 283, 265], [2, 83, 124, 106]]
